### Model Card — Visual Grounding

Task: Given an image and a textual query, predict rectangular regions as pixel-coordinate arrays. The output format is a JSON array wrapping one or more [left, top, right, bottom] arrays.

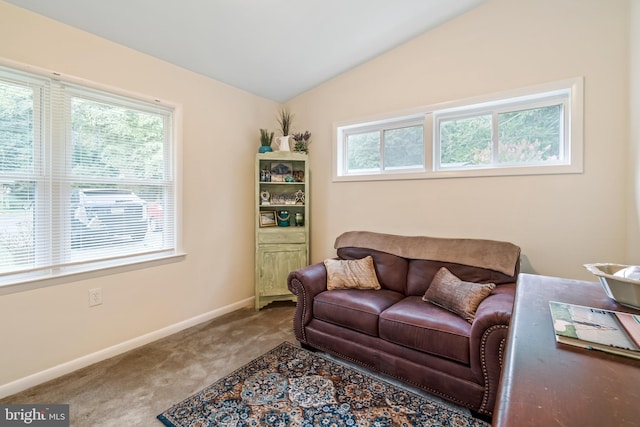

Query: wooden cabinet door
[[257, 244, 307, 297]]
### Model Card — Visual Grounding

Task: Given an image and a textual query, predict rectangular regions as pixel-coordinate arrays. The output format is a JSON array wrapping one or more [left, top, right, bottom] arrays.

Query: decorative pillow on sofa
[[324, 256, 382, 290], [422, 267, 496, 322]]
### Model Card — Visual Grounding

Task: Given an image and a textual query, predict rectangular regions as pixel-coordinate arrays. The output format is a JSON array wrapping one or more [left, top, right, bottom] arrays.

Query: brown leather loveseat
[[287, 231, 520, 416]]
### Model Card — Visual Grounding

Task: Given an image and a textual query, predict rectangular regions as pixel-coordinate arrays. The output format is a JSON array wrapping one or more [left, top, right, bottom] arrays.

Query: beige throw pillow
[[324, 256, 382, 290], [422, 267, 496, 323]]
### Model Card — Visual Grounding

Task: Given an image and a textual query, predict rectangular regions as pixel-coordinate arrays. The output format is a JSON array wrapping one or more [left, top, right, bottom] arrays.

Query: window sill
[[333, 162, 583, 182], [0, 251, 187, 296]]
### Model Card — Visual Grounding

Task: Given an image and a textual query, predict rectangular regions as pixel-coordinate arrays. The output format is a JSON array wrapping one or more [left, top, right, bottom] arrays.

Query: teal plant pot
[[258, 146, 273, 153]]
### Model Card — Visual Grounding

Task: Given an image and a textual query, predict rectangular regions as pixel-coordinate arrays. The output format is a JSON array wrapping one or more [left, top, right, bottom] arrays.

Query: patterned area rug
[[157, 342, 489, 427]]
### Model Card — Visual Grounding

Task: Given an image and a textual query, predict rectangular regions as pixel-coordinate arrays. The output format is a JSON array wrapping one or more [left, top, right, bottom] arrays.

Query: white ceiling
[[6, 0, 485, 103]]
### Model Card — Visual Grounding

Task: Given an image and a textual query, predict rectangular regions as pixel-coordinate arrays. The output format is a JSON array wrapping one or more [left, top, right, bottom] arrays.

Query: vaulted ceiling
[[6, 0, 486, 102]]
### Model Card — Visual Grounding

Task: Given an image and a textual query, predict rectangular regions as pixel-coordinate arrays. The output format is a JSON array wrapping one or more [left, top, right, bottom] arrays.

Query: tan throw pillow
[[324, 256, 382, 290], [422, 267, 496, 323]]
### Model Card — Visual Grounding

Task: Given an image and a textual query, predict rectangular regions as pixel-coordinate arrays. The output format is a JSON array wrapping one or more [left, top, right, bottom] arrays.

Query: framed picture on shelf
[[259, 210, 277, 227], [293, 170, 304, 182], [270, 162, 293, 182]]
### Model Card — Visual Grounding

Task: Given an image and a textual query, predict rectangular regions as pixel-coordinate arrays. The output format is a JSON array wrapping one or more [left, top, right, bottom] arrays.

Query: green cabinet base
[[255, 294, 297, 311], [255, 243, 307, 310]]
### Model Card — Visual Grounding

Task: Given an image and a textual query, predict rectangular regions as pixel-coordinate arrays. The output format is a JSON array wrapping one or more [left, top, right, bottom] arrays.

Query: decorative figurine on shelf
[[259, 129, 274, 153], [277, 210, 290, 227], [260, 190, 270, 205], [295, 190, 305, 205], [295, 212, 304, 227], [260, 167, 271, 182]]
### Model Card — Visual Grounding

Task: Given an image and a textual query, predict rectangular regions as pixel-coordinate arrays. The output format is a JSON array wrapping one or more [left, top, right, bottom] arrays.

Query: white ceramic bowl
[[584, 263, 640, 309]]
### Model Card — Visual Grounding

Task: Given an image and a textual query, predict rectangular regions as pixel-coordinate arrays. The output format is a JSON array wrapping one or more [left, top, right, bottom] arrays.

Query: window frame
[[0, 59, 183, 294], [333, 77, 583, 182], [338, 114, 426, 176]]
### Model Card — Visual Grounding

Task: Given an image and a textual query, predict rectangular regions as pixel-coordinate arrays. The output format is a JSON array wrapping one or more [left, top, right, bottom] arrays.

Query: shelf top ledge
[[257, 151, 308, 160]]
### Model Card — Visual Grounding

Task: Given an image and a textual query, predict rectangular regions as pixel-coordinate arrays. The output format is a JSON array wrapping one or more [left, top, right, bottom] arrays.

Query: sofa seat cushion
[[314, 289, 404, 337], [379, 296, 472, 364]]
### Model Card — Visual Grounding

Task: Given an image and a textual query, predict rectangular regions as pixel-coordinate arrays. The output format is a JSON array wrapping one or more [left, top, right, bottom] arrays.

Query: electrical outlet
[[88, 288, 102, 307]]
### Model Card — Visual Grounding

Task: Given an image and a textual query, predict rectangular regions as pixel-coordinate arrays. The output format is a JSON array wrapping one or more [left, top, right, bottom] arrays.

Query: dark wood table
[[493, 273, 640, 426]]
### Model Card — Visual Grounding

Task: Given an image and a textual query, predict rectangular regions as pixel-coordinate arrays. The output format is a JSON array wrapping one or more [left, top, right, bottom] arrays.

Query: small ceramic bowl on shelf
[[584, 263, 640, 309]]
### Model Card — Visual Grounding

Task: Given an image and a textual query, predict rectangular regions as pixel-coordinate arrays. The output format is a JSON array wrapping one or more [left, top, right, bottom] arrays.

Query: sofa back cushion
[[335, 232, 521, 297], [406, 259, 519, 297], [335, 231, 520, 278], [337, 247, 408, 294]]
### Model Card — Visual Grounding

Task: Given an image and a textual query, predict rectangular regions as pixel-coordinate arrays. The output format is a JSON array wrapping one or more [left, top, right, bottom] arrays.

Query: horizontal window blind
[[0, 66, 176, 286]]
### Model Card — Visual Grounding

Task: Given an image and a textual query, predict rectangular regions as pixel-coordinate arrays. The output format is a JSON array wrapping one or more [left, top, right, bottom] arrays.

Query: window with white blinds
[[0, 66, 176, 287]]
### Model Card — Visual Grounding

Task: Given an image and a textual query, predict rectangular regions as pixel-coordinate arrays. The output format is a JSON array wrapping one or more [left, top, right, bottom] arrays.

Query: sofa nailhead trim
[[290, 278, 307, 342], [479, 324, 508, 415]]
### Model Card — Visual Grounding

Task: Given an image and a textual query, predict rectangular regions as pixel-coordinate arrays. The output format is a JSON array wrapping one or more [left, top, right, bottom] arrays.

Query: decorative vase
[[276, 135, 291, 151], [258, 145, 272, 153], [277, 210, 290, 227]]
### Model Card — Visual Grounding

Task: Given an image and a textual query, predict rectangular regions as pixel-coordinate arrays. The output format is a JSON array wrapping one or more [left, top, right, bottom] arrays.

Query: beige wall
[[290, 0, 632, 280], [0, 1, 278, 391], [630, 0, 640, 264]]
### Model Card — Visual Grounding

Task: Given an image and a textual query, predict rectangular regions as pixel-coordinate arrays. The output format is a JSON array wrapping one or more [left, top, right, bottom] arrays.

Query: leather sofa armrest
[[469, 283, 515, 414], [287, 262, 328, 343], [471, 284, 515, 338]]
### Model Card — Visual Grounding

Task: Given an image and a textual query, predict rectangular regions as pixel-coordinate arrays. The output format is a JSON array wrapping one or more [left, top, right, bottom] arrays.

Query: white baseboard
[[0, 297, 254, 399]]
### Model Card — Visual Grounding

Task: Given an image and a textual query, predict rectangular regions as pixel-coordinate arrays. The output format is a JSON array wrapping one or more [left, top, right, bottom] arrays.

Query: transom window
[[341, 116, 424, 175], [334, 78, 583, 181], [0, 65, 178, 288]]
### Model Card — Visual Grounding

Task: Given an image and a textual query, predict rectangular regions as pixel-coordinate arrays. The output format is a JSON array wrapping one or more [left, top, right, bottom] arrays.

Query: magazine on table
[[548, 300, 640, 360]]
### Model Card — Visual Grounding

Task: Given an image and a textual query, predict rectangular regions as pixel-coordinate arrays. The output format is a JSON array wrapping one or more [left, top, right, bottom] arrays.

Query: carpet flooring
[[1, 302, 488, 426], [1, 302, 297, 426]]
